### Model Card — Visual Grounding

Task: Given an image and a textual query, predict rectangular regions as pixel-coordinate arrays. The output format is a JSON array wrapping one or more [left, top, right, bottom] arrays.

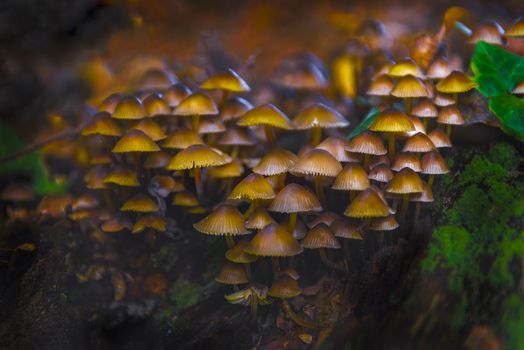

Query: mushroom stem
[[225, 234, 235, 249], [428, 174, 435, 186], [314, 175, 326, 206], [271, 256, 281, 273], [288, 212, 298, 234], [422, 118, 428, 130], [349, 190, 356, 202], [276, 173, 286, 191], [231, 145, 239, 159], [250, 295, 258, 324], [310, 126, 322, 146], [244, 200, 258, 218], [363, 154, 370, 170], [388, 133, 396, 161], [220, 90, 229, 109], [405, 97, 412, 114], [400, 193, 410, 220], [264, 125, 276, 147], [282, 299, 321, 329], [194, 167, 204, 199], [414, 202, 421, 225], [446, 124, 452, 137], [319, 248, 341, 270], [191, 115, 200, 131]]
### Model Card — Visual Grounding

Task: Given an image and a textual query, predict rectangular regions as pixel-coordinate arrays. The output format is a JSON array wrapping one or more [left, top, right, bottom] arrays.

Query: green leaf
[[471, 41, 524, 97], [489, 94, 524, 141], [347, 106, 380, 140]]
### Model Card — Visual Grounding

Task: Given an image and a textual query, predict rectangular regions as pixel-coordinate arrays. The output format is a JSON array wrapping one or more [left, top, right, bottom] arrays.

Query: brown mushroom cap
[[104, 166, 140, 187], [149, 175, 175, 198], [436, 71, 477, 94], [172, 191, 199, 207], [402, 133, 436, 153], [253, 148, 298, 176], [369, 109, 414, 133], [469, 21, 505, 45], [143, 93, 171, 117], [112, 130, 160, 153], [405, 116, 427, 137], [131, 119, 166, 141], [101, 214, 133, 233], [332, 163, 370, 191], [226, 239, 258, 263], [173, 92, 219, 116], [0, 183, 35, 202], [163, 129, 204, 150], [280, 267, 300, 280], [198, 119, 226, 134], [167, 144, 228, 170], [72, 194, 99, 211], [386, 168, 423, 194], [200, 69, 250, 92], [291, 149, 342, 177], [428, 129, 453, 148], [369, 154, 390, 169], [99, 93, 121, 114], [392, 153, 422, 172], [437, 105, 465, 125], [316, 137, 360, 163], [244, 223, 303, 257], [268, 275, 302, 299], [228, 173, 275, 201], [37, 194, 73, 218], [506, 17, 524, 38], [388, 58, 425, 79], [433, 92, 456, 107], [368, 164, 394, 183], [220, 97, 253, 122], [344, 188, 390, 218], [302, 223, 341, 249], [194, 205, 249, 236], [90, 154, 112, 165], [330, 217, 363, 240], [421, 151, 449, 174], [246, 206, 276, 230], [121, 194, 159, 213], [215, 263, 249, 285], [367, 74, 394, 96], [426, 57, 452, 80], [269, 183, 322, 213], [292, 103, 349, 129], [112, 96, 146, 120], [237, 104, 292, 130], [411, 181, 434, 202], [391, 75, 429, 98], [164, 83, 192, 108], [218, 127, 256, 146], [370, 215, 399, 231], [82, 112, 122, 137], [411, 99, 438, 118], [132, 214, 167, 233], [346, 131, 387, 156], [512, 79, 524, 95], [208, 161, 244, 178], [144, 151, 172, 168], [308, 211, 339, 229], [84, 165, 109, 189]]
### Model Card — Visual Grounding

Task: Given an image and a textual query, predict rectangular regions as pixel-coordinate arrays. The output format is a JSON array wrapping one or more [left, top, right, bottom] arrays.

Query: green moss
[[501, 294, 524, 350], [169, 279, 203, 310]]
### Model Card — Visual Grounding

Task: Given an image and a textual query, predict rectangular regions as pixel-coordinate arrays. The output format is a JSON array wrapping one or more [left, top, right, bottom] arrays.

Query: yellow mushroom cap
[[220, 97, 253, 122], [506, 17, 524, 38], [280, 267, 300, 280], [308, 211, 339, 229], [101, 215, 132, 233], [173, 92, 219, 116], [215, 263, 249, 285], [388, 58, 425, 79], [346, 131, 387, 156], [302, 223, 341, 249], [245, 206, 276, 230], [426, 57, 452, 80], [237, 104, 292, 130], [99, 93, 121, 114], [193, 205, 249, 236], [131, 119, 166, 141], [253, 148, 298, 176], [369, 109, 414, 133], [226, 239, 258, 263], [437, 105, 465, 125], [164, 83, 192, 108], [143, 93, 171, 117], [268, 275, 302, 299], [244, 223, 303, 257], [112, 130, 160, 153], [370, 215, 399, 231], [132, 215, 167, 233], [436, 71, 477, 93], [386, 168, 423, 194], [368, 164, 394, 183], [367, 74, 394, 96], [0, 183, 34, 202], [391, 75, 429, 98], [411, 99, 438, 118], [90, 154, 112, 165], [163, 129, 204, 150], [112, 96, 146, 120], [428, 129, 452, 148], [172, 190, 199, 207], [392, 153, 422, 172], [104, 166, 140, 187], [421, 151, 449, 175], [316, 136, 359, 163], [200, 68, 251, 92], [208, 160, 244, 178], [344, 188, 390, 218], [402, 133, 436, 153], [332, 163, 370, 191], [166, 144, 228, 170], [82, 112, 122, 137], [218, 127, 256, 146], [469, 21, 504, 45], [144, 151, 171, 168], [228, 173, 275, 201], [269, 183, 322, 213], [120, 194, 159, 213], [291, 149, 342, 177], [330, 217, 363, 240], [292, 103, 349, 129]]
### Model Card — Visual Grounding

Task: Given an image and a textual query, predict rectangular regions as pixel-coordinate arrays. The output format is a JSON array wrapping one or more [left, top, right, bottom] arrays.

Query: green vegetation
[[347, 106, 380, 140]]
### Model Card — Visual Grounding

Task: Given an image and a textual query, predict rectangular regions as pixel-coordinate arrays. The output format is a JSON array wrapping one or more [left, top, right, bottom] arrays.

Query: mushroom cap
[[346, 131, 387, 156], [244, 223, 303, 257], [131, 119, 166, 141], [112, 96, 146, 120], [120, 194, 159, 213], [302, 223, 341, 249], [391, 75, 429, 98], [512, 79, 524, 95], [99, 93, 121, 114], [367, 74, 394, 96], [163, 129, 204, 149], [132, 214, 167, 233], [1, 183, 34, 202], [405, 116, 427, 138], [506, 16, 524, 38], [84, 165, 109, 189], [82, 112, 122, 137], [332, 163, 370, 191], [426, 57, 452, 80], [172, 191, 199, 207], [411, 181, 434, 202], [392, 153, 422, 172], [308, 211, 339, 229], [292, 103, 349, 129], [436, 71, 477, 93], [215, 263, 249, 285], [138, 69, 176, 90], [411, 99, 438, 118], [437, 105, 465, 125], [370, 215, 399, 231], [344, 188, 390, 218], [388, 58, 425, 79], [421, 151, 449, 174], [386, 168, 424, 194], [280, 217, 307, 240], [164, 83, 192, 107], [269, 183, 322, 213], [402, 133, 436, 153], [330, 217, 363, 240], [149, 175, 175, 198], [37, 194, 73, 217], [275, 53, 328, 90], [220, 97, 253, 122], [90, 154, 112, 165], [316, 136, 359, 163], [253, 148, 298, 176], [101, 215, 132, 233], [268, 275, 302, 299], [144, 151, 171, 168], [198, 119, 226, 134], [173, 92, 219, 116], [193, 205, 249, 236], [104, 166, 140, 187], [291, 149, 342, 177], [245, 206, 276, 230], [369, 154, 390, 169], [200, 69, 251, 92], [237, 104, 292, 129], [218, 127, 256, 146], [368, 164, 394, 183], [228, 173, 275, 201], [208, 161, 244, 178], [469, 21, 504, 44], [369, 110, 414, 133], [143, 93, 171, 117], [428, 129, 453, 148], [226, 239, 258, 263], [112, 130, 160, 153], [167, 144, 228, 170], [280, 267, 300, 280]]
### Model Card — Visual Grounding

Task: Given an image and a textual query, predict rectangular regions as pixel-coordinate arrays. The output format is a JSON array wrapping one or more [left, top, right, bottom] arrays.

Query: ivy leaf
[[347, 106, 380, 140], [471, 41, 524, 97], [489, 94, 524, 141]]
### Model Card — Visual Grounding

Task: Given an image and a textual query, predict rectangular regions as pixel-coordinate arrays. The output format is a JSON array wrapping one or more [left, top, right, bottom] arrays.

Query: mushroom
[[421, 151, 449, 186], [120, 193, 159, 213], [292, 103, 349, 146], [173, 92, 219, 131], [391, 74, 429, 113], [131, 119, 167, 141], [344, 188, 391, 228], [392, 153, 422, 172], [428, 129, 453, 148], [302, 223, 344, 271], [369, 214, 399, 245], [316, 136, 360, 163], [237, 104, 292, 147], [111, 96, 146, 121], [228, 173, 275, 217], [332, 163, 370, 201], [367, 74, 394, 103], [224, 283, 271, 325], [217, 127, 256, 159], [385, 168, 423, 220], [99, 93, 122, 114], [346, 131, 387, 170], [101, 214, 132, 233], [220, 97, 253, 124], [226, 238, 258, 279], [245, 206, 276, 230], [216, 262, 249, 291], [331, 217, 363, 261], [163, 128, 204, 150], [132, 214, 167, 234], [142, 93, 171, 118], [193, 205, 249, 248], [200, 68, 251, 108], [388, 58, 426, 79], [437, 105, 465, 137], [469, 21, 505, 45], [436, 70, 477, 105], [112, 130, 160, 176], [411, 99, 438, 129], [252, 148, 298, 191], [369, 109, 414, 160], [426, 57, 452, 80], [164, 83, 192, 109]]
